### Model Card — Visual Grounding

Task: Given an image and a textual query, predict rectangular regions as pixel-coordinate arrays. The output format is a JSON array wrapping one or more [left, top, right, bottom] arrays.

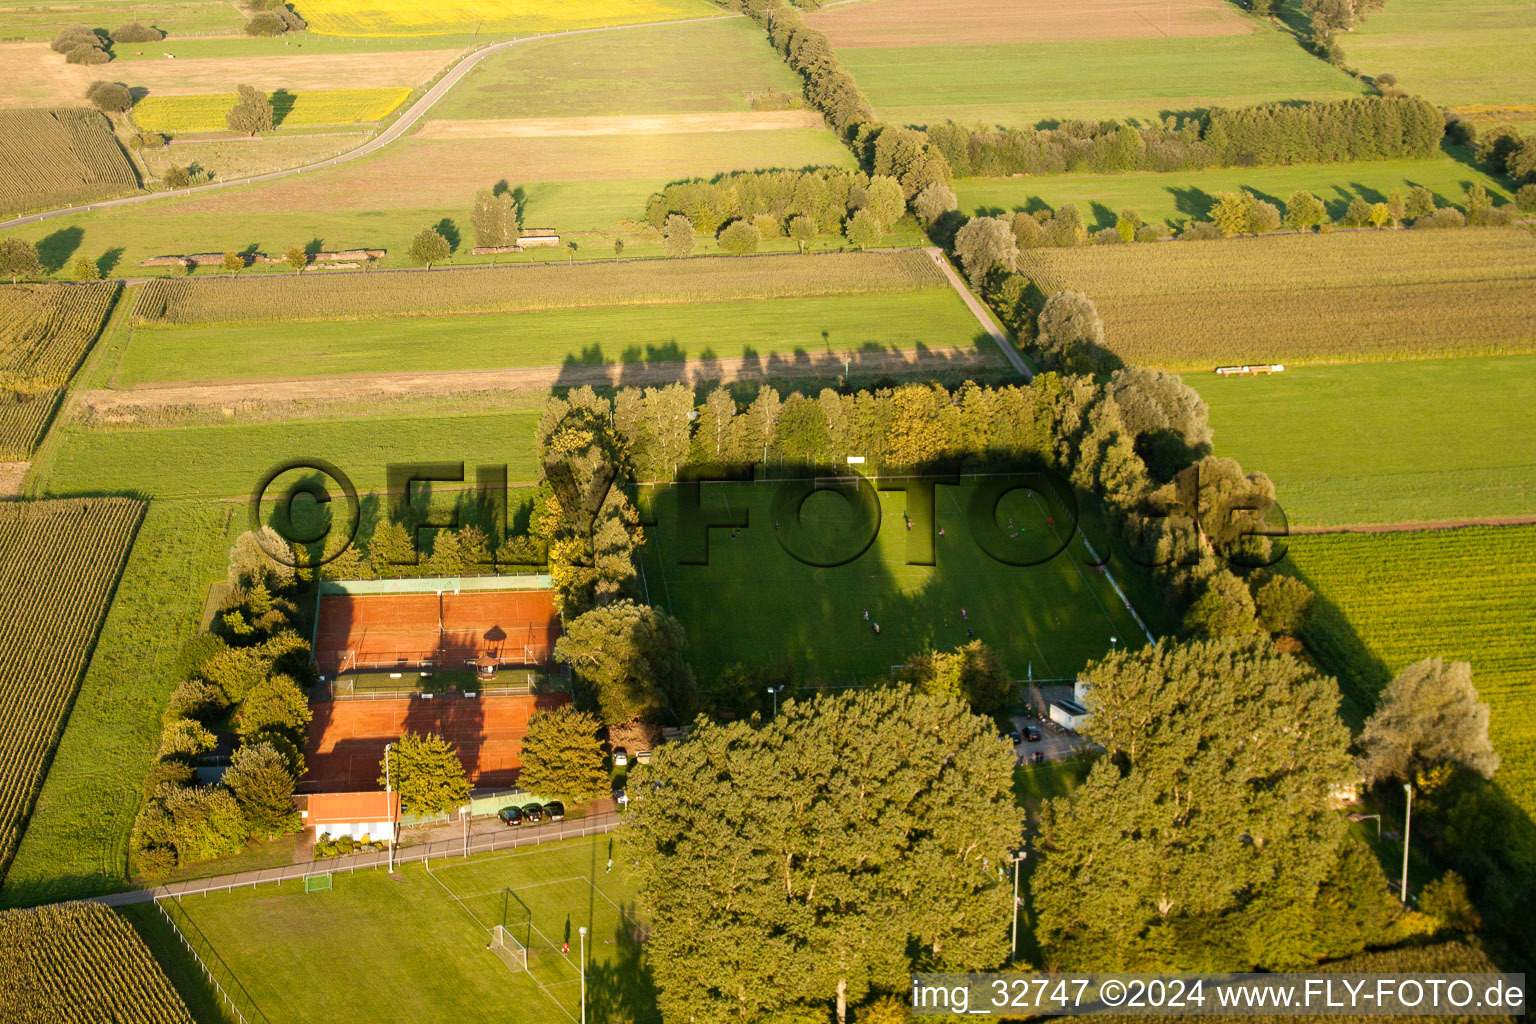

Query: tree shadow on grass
[[270, 89, 297, 128], [36, 226, 84, 273], [96, 247, 124, 277], [435, 217, 461, 253], [1166, 185, 1213, 222]]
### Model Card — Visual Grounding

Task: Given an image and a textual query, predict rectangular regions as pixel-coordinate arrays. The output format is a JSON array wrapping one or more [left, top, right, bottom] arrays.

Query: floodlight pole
[[385, 742, 395, 874], [766, 685, 783, 717], [1400, 781, 1413, 904], [1010, 850, 1026, 961], [579, 926, 588, 1024]]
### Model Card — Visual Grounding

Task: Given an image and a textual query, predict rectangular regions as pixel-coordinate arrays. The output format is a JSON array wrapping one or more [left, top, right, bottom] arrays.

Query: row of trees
[[1301, 0, 1389, 64], [1468, 121, 1536, 185], [927, 95, 1443, 178], [131, 532, 315, 875], [644, 168, 908, 239]]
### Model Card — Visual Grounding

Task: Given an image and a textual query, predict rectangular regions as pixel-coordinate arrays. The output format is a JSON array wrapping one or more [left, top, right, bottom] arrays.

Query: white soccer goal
[[489, 925, 528, 973]]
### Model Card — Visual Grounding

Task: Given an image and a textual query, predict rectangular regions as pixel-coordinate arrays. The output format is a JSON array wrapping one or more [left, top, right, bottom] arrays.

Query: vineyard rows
[[1019, 229, 1536, 369], [132, 250, 948, 325], [0, 283, 120, 391], [0, 901, 194, 1023], [0, 109, 140, 218], [1289, 526, 1536, 824], [0, 498, 144, 883]]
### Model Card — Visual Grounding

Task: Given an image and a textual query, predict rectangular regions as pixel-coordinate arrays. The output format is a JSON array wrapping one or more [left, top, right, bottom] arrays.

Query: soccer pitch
[[639, 474, 1152, 686], [174, 835, 649, 1023]]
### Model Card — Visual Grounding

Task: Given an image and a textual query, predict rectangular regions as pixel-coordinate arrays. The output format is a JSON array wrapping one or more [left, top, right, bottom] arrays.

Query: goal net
[[490, 925, 528, 973], [304, 872, 333, 893]]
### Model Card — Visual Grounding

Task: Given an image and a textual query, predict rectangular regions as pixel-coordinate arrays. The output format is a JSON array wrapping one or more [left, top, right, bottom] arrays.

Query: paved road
[[924, 247, 1034, 380], [0, 14, 738, 233], [89, 810, 621, 907]]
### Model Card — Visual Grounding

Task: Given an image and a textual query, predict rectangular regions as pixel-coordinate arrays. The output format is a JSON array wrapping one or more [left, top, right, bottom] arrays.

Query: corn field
[[0, 389, 61, 461], [0, 283, 120, 391], [1289, 526, 1536, 827], [0, 498, 144, 884], [1018, 229, 1536, 369], [0, 109, 140, 217], [132, 250, 948, 325], [0, 902, 194, 1023]]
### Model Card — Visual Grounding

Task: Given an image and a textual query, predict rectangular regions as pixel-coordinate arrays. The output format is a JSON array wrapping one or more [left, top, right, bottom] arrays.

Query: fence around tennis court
[[145, 811, 622, 901]]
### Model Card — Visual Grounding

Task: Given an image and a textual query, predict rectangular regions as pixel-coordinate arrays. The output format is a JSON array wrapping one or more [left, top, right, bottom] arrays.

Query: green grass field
[[177, 835, 647, 1023], [1202, 355, 1536, 527], [837, 29, 1363, 128], [1286, 526, 1536, 825], [640, 477, 1153, 686], [0, 501, 235, 908], [434, 18, 804, 119], [113, 290, 989, 385], [954, 155, 1514, 229], [0, 0, 247, 39], [32, 408, 544, 500], [1343, 0, 1536, 111]]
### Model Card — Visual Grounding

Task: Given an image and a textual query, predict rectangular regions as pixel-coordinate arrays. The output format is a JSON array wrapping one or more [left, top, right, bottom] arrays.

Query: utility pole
[[1400, 781, 1413, 904], [579, 926, 588, 1024], [385, 742, 395, 874]]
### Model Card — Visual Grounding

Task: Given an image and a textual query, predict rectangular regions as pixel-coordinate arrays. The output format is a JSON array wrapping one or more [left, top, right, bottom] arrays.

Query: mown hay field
[[295, 0, 718, 37], [1288, 526, 1536, 825], [806, 0, 1251, 48], [0, 901, 193, 1023], [133, 250, 948, 325], [132, 87, 410, 133], [1344, 0, 1536, 110], [433, 18, 804, 120], [0, 498, 144, 883], [1019, 229, 1536, 368], [833, 30, 1363, 128], [0, 108, 139, 216], [1202, 354, 1536, 527]]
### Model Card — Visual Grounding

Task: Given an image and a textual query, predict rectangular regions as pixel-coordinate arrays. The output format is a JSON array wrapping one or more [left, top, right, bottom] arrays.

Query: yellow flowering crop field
[[132, 88, 411, 133], [294, 0, 718, 38]]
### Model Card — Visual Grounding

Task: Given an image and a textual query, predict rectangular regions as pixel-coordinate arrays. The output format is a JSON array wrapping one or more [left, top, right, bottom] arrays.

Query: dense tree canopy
[[381, 731, 468, 817], [554, 600, 696, 726], [1034, 637, 1366, 970], [623, 686, 1024, 1024], [516, 704, 608, 805]]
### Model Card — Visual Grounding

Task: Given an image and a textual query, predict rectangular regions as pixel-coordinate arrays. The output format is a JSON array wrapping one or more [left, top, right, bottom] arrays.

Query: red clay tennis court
[[304, 692, 570, 791], [314, 588, 561, 677]]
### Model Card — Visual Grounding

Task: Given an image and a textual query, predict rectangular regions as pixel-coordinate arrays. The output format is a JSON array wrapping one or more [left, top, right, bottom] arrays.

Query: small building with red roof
[[302, 790, 399, 845]]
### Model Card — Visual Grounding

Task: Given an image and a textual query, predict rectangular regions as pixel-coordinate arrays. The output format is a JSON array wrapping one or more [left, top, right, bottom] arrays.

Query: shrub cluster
[[51, 23, 111, 64]]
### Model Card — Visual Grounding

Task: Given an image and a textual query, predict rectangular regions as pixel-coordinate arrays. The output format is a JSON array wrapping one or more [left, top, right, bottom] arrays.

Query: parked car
[[523, 803, 544, 824], [612, 747, 629, 767], [1024, 726, 1041, 742], [545, 800, 565, 821], [497, 806, 523, 826], [1004, 728, 1021, 744], [612, 788, 629, 808]]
